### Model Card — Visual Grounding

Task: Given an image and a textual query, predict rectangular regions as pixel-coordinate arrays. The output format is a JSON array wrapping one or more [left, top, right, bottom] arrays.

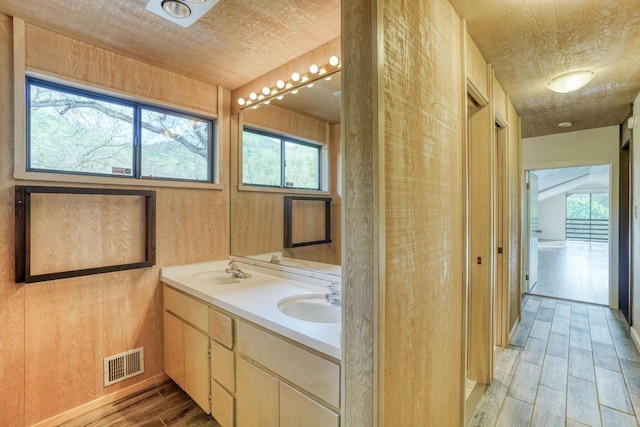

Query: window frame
[[241, 126, 326, 192], [22, 76, 219, 187]]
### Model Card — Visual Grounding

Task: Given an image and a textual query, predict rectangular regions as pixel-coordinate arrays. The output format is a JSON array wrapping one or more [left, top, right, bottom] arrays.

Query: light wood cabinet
[[163, 286, 210, 414], [280, 382, 339, 427], [164, 311, 185, 389], [164, 284, 340, 426], [184, 324, 210, 412], [236, 356, 279, 427], [236, 320, 339, 427]]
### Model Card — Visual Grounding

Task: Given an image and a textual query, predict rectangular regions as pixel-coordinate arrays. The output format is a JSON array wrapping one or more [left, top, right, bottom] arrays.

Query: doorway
[[524, 165, 611, 305]]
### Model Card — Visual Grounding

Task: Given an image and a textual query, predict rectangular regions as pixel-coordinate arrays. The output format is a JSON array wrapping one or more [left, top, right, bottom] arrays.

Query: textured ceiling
[[0, 0, 637, 137], [449, 0, 640, 137], [0, 0, 341, 91]]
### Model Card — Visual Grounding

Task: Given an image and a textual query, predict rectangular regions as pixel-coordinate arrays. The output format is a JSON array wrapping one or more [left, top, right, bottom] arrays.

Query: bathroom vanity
[[161, 260, 341, 427]]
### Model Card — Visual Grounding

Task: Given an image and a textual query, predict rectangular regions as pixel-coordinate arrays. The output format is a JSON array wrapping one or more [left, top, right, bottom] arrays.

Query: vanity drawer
[[209, 308, 233, 348], [236, 321, 340, 407], [164, 285, 208, 331], [211, 339, 235, 392], [211, 379, 234, 427]]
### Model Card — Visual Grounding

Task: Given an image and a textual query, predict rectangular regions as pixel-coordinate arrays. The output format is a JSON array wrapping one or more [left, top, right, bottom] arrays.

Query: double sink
[[192, 270, 340, 324], [161, 260, 342, 359]]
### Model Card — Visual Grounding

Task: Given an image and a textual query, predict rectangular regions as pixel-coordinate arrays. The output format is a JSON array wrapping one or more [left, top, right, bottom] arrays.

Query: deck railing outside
[[565, 218, 609, 242]]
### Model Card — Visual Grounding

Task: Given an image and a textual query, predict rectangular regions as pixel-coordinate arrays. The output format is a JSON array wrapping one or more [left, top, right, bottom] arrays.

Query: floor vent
[[104, 347, 144, 387]]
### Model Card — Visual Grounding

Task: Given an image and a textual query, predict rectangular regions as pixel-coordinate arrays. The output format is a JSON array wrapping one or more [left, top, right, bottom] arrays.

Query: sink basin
[[191, 271, 242, 285], [277, 294, 341, 323]]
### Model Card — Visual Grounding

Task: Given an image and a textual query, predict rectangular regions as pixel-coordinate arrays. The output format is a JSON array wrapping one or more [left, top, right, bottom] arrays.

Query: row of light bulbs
[[237, 55, 341, 108]]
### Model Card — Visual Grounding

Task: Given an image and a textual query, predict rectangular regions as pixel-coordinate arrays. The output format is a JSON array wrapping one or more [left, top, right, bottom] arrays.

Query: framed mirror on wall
[[230, 69, 342, 276]]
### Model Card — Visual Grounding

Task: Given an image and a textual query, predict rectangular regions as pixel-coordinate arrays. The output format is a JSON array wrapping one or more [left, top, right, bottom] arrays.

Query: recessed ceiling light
[[146, 0, 219, 27], [162, 0, 191, 18], [548, 70, 595, 93], [558, 121, 573, 128]]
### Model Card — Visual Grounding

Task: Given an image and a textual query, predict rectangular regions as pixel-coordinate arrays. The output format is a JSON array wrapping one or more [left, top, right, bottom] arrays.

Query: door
[[620, 140, 632, 323], [527, 172, 540, 291]]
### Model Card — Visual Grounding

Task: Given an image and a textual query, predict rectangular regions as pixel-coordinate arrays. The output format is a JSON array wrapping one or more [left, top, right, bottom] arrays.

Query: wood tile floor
[[61, 380, 219, 427], [470, 295, 640, 426], [529, 240, 609, 305]]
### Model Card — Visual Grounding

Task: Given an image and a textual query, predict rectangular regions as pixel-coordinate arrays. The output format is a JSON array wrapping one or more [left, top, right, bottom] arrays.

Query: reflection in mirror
[[284, 196, 332, 248], [230, 72, 341, 275]]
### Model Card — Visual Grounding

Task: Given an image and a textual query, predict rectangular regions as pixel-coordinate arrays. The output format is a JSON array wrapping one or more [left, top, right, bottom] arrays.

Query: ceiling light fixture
[[236, 55, 341, 108], [547, 70, 595, 93], [161, 0, 191, 18], [146, 0, 219, 27]]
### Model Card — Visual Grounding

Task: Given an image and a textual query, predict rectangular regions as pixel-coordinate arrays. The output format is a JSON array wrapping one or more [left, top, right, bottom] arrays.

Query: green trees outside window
[[242, 128, 321, 190], [27, 77, 213, 182]]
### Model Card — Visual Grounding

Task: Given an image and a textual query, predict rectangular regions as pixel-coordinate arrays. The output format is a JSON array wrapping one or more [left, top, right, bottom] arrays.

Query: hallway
[[470, 295, 640, 426], [528, 241, 609, 306]]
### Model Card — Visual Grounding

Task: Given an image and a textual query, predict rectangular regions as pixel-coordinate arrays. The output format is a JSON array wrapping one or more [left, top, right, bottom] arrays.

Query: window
[[566, 192, 609, 242], [27, 77, 214, 182], [242, 128, 322, 190]]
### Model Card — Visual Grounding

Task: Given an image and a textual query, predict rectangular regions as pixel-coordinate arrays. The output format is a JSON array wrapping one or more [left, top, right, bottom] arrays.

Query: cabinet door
[[184, 324, 210, 414], [164, 311, 185, 388], [236, 356, 279, 427], [280, 382, 339, 427]]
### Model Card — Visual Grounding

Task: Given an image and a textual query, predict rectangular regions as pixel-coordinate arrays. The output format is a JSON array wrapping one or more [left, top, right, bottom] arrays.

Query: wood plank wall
[[508, 102, 522, 331], [231, 105, 341, 265], [381, 0, 465, 422], [343, 0, 465, 424], [342, 1, 522, 423], [0, 17, 229, 426]]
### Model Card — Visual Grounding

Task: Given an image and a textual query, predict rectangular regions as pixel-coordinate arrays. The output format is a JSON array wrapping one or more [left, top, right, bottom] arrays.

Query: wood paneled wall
[[0, 17, 229, 426], [231, 105, 341, 265], [343, 0, 465, 424], [507, 102, 522, 332]]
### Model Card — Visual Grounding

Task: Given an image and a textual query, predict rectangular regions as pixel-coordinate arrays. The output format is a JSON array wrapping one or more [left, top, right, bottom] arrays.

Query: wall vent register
[[104, 347, 145, 387]]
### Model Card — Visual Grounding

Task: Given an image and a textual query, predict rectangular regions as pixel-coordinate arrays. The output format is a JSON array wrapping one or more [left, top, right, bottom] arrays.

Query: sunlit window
[[27, 77, 214, 182], [242, 128, 322, 190]]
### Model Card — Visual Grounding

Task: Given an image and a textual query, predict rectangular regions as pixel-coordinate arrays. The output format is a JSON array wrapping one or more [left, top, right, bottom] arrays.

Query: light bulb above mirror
[[236, 55, 341, 109]]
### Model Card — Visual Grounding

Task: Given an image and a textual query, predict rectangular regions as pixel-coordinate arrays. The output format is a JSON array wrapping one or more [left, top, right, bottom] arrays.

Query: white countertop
[[160, 260, 341, 360]]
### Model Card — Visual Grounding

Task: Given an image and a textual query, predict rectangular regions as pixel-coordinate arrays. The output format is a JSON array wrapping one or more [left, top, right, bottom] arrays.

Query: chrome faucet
[[325, 282, 341, 306], [225, 260, 251, 279], [269, 254, 281, 264]]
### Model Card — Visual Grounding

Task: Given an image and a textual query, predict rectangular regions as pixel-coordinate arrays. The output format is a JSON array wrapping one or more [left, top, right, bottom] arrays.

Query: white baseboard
[[30, 373, 169, 427], [631, 326, 640, 355], [508, 316, 520, 344]]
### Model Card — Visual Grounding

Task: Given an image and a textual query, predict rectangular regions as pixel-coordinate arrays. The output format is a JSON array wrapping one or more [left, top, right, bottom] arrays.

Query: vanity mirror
[[230, 68, 342, 276]]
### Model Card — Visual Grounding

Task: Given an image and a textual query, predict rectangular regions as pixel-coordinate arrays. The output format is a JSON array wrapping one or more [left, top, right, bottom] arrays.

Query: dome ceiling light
[[146, 0, 219, 27], [547, 70, 595, 93]]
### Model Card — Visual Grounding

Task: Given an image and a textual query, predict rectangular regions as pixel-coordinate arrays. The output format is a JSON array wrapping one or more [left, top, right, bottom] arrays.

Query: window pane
[[242, 131, 281, 186], [140, 109, 210, 181], [284, 141, 320, 189], [29, 83, 134, 176], [591, 193, 609, 219], [566, 194, 590, 219]]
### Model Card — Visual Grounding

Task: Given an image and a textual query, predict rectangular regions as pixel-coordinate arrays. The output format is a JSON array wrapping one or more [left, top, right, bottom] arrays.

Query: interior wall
[[0, 17, 230, 426], [539, 194, 566, 241], [343, 0, 465, 424], [507, 102, 521, 334], [381, 0, 464, 422], [631, 92, 640, 347], [522, 126, 620, 308], [231, 105, 341, 265]]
